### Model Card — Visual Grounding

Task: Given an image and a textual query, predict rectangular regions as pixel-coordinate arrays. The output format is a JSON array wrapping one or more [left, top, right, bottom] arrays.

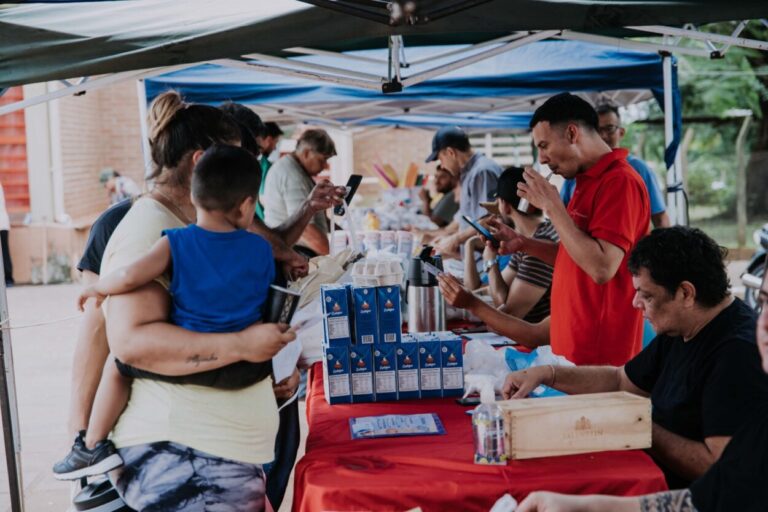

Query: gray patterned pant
[[113, 442, 266, 512]]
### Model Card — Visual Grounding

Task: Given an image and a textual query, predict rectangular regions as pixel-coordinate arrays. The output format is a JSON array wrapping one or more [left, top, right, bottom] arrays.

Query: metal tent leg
[[0, 272, 24, 511]]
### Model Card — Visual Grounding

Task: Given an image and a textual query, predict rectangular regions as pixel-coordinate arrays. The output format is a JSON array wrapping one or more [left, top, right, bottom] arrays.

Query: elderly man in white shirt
[[262, 129, 336, 256]]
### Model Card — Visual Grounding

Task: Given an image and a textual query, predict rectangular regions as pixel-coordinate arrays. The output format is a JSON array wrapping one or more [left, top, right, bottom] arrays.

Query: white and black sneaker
[[52, 431, 123, 481]]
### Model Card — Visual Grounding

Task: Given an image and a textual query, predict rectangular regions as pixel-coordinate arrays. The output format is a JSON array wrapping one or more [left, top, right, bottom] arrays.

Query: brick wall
[[57, 81, 145, 220], [353, 127, 436, 184], [0, 87, 30, 215]]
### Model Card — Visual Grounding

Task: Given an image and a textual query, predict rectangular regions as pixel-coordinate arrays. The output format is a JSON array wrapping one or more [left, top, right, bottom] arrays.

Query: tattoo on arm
[[639, 490, 697, 512], [186, 354, 218, 367]]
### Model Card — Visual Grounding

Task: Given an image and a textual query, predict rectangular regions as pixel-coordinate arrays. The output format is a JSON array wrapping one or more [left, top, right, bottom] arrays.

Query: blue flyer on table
[[349, 413, 446, 439]]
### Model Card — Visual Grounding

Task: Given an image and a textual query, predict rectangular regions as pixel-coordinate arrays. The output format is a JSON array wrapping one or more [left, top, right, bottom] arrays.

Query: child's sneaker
[[52, 431, 123, 480]]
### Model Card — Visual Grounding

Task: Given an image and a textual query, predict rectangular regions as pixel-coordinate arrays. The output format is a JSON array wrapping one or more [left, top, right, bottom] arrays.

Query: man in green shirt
[[256, 122, 284, 220]]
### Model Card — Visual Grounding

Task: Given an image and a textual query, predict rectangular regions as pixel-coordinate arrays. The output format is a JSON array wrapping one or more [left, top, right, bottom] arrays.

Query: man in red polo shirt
[[489, 93, 649, 365]]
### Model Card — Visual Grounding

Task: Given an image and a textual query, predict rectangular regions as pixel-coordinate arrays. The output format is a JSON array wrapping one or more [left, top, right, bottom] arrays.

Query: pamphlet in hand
[[349, 413, 446, 440], [271, 313, 324, 384]]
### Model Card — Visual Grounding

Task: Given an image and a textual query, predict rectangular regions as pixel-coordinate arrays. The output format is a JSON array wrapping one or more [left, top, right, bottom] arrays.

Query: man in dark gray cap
[[425, 126, 502, 257]]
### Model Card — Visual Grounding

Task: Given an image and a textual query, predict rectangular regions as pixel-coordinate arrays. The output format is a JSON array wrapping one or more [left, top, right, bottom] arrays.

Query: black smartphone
[[462, 215, 500, 248], [456, 396, 481, 406], [334, 174, 363, 216]]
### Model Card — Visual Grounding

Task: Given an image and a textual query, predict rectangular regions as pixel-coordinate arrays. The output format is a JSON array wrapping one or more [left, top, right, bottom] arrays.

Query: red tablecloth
[[293, 363, 667, 512]]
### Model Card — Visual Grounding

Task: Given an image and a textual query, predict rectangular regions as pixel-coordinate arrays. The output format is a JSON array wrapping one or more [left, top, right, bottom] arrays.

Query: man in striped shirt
[[464, 166, 558, 323]]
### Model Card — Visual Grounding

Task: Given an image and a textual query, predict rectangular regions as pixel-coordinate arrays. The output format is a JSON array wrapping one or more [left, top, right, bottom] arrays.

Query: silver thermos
[[406, 246, 446, 332]]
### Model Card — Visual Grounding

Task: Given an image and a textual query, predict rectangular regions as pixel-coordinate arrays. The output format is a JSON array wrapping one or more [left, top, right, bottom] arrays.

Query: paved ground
[[0, 283, 306, 512], [0, 258, 752, 510]]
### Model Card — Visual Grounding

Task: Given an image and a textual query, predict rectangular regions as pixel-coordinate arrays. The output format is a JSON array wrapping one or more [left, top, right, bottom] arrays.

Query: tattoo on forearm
[[187, 353, 217, 367], [639, 490, 696, 512]]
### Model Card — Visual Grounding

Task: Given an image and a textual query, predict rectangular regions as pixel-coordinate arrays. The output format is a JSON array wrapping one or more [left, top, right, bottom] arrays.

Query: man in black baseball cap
[[425, 126, 502, 258]]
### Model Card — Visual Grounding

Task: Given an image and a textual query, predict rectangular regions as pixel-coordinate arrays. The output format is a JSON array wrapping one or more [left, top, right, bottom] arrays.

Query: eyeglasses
[[598, 124, 620, 135]]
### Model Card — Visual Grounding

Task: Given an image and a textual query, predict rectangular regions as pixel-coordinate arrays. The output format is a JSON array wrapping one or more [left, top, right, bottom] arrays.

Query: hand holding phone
[[334, 174, 363, 216], [462, 215, 500, 248]]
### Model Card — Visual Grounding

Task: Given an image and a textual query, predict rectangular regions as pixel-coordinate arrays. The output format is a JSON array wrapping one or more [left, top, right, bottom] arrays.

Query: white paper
[[464, 332, 518, 346], [272, 340, 302, 384], [272, 311, 325, 382]]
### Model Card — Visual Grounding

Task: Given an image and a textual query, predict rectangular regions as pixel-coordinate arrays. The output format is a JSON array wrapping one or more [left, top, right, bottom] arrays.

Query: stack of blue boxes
[[321, 283, 464, 404]]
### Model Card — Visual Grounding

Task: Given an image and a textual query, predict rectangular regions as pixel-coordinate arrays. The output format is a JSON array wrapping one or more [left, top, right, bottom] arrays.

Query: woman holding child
[[57, 92, 296, 511]]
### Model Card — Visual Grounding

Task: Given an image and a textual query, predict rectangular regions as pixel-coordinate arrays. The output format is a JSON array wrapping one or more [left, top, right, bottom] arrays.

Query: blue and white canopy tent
[[144, 39, 684, 220]]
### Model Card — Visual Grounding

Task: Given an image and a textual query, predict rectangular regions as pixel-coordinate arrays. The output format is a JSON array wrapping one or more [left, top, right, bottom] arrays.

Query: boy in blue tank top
[[53, 145, 295, 480]]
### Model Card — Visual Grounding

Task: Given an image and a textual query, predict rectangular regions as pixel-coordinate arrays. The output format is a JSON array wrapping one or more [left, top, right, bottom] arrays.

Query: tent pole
[[663, 54, 683, 226], [136, 79, 153, 180], [0, 273, 24, 511]]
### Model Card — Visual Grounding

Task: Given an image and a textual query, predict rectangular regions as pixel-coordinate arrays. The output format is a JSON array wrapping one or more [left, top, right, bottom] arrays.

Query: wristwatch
[[484, 259, 498, 272]]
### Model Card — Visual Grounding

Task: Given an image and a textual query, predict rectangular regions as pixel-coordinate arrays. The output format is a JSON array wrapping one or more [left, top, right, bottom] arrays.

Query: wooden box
[[497, 391, 651, 460]]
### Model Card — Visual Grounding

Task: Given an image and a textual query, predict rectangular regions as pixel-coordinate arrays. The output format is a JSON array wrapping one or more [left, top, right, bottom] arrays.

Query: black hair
[[148, 91, 241, 185], [220, 102, 265, 138], [263, 122, 284, 138], [234, 120, 262, 157], [628, 226, 730, 307], [495, 166, 542, 215], [192, 144, 262, 212], [596, 102, 621, 120], [529, 92, 599, 132]]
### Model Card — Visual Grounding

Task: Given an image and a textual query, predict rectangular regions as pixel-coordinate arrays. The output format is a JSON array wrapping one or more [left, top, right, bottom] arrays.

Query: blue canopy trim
[[146, 40, 681, 168]]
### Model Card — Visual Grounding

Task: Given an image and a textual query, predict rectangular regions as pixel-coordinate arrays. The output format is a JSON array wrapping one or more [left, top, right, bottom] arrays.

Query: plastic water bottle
[[471, 377, 508, 465]]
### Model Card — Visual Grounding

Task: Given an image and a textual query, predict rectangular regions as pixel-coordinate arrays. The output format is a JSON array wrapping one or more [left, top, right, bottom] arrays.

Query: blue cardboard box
[[351, 286, 378, 345], [377, 286, 402, 345], [417, 335, 442, 398], [322, 345, 352, 404], [349, 345, 374, 403], [373, 344, 398, 402], [439, 335, 464, 397], [321, 285, 352, 347], [396, 334, 420, 400]]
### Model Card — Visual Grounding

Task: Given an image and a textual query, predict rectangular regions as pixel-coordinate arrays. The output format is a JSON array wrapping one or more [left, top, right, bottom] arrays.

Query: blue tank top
[[163, 225, 275, 333]]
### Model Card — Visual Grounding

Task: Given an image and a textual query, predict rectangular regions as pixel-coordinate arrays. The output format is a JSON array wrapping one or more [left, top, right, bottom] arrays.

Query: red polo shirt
[[550, 149, 650, 366]]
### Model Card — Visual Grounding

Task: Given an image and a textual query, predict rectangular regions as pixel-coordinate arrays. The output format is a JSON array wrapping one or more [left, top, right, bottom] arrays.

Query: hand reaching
[[273, 367, 301, 400], [308, 180, 347, 212], [486, 217, 525, 255], [77, 286, 107, 312], [240, 323, 297, 363], [517, 491, 595, 512], [283, 250, 309, 280], [501, 366, 550, 399], [437, 273, 476, 310]]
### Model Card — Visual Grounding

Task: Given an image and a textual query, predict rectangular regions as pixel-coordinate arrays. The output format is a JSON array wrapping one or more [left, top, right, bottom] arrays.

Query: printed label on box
[[377, 286, 402, 344], [373, 344, 397, 402], [321, 285, 352, 347], [323, 346, 351, 404], [418, 339, 442, 398], [396, 339, 420, 400], [350, 345, 374, 403], [440, 338, 464, 397], [352, 287, 378, 345]]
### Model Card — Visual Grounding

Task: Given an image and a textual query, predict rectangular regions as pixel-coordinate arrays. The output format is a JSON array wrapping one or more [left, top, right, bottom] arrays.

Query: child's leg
[[84, 357, 132, 449]]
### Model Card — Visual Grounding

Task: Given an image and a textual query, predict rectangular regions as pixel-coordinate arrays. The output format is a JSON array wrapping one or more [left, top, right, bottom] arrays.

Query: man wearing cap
[[425, 126, 502, 257]]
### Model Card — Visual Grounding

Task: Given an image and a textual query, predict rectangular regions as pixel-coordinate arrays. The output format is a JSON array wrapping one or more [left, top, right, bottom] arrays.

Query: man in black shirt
[[514, 242, 768, 511], [502, 227, 768, 490]]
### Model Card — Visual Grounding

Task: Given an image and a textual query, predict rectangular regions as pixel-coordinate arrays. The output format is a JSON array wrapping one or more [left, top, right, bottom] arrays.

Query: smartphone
[[456, 396, 481, 406], [334, 174, 363, 216], [462, 215, 500, 248]]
